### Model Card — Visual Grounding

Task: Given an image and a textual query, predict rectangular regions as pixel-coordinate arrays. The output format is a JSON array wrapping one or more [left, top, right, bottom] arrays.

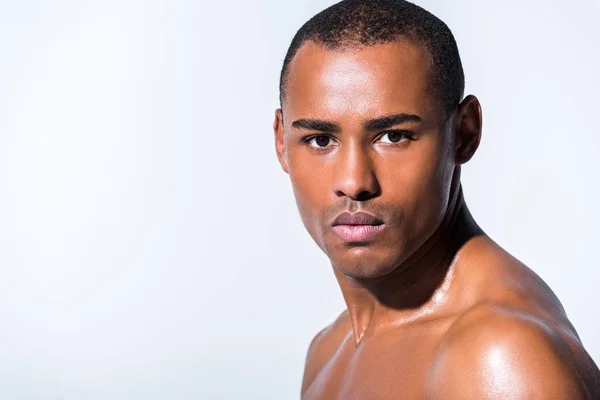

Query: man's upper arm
[[427, 306, 588, 399]]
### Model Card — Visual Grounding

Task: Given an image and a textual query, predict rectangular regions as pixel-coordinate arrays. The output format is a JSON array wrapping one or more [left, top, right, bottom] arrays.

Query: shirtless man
[[272, 0, 600, 398]]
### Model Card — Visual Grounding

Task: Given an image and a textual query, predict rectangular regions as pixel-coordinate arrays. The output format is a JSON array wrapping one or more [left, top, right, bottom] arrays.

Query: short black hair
[[279, 0, 464, 116]]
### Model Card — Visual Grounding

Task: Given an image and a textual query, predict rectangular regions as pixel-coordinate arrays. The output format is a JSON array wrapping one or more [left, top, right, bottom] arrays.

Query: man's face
[[275, 40, 457, 279]]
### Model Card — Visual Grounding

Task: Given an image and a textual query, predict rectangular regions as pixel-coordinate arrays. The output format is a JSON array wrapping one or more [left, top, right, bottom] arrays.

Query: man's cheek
[[292, 184, 321, 231]]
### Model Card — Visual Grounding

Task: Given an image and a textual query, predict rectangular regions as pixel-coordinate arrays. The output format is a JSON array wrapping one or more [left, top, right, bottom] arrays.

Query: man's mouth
[[332, 224, 385, 242], [331, 212, 385, 242]]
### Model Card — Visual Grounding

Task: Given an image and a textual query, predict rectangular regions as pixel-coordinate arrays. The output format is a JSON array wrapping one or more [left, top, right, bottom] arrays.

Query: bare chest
[[302, 330, 442, 400]]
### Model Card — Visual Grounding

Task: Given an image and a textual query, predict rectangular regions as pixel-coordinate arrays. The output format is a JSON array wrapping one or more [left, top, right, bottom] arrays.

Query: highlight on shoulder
[[427, 304, 600, 399]]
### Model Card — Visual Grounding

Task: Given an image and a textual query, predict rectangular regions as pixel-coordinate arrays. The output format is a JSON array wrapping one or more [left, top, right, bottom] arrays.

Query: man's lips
[[331, 212, 385, 242], [332, 224, 385, 242]]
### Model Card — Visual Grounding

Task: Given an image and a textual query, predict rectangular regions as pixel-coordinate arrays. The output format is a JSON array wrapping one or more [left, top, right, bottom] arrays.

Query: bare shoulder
[[427, 303, 600, 399], [425, 237, 600, 398], [301, 310, 351, 395]]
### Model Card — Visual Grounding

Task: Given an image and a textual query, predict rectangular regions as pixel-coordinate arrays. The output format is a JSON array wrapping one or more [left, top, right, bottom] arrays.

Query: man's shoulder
[[428, 302, 598, 398], [456, 237, 574, 330], [301, 310, 351, 394], [440, 302, 577, 355]]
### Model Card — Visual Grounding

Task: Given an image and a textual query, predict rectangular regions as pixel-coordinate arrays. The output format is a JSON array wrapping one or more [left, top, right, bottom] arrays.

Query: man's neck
[[333, 185, 482, 346]]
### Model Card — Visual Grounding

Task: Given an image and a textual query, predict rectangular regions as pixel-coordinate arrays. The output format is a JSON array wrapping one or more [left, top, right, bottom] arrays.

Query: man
[[273, 0, 600, 398]]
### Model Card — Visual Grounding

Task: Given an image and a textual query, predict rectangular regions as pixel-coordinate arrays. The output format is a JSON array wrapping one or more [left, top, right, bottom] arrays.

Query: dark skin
[[273, 39, 600, 399]]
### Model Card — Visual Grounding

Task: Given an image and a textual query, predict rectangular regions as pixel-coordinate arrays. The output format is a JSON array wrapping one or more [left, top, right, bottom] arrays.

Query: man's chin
[[329, 249, 403, 280]]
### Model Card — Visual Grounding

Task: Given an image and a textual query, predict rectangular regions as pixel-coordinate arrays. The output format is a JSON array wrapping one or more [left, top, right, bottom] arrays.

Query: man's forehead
[[283, 40, 437, 122]]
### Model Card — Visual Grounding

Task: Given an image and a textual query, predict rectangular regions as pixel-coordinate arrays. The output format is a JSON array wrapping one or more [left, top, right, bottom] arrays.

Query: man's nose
[[332, 144, 381, 201]]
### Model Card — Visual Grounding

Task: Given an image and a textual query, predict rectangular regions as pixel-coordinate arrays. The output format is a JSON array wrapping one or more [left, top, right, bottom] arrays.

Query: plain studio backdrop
[[0, 0, 598, 398]]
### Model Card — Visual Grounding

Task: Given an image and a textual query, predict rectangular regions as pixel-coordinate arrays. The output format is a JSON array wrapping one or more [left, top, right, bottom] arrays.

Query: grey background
[[0, 0, 598, 399]]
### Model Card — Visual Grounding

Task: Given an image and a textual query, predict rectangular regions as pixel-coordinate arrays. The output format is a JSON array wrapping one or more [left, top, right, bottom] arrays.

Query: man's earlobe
[[454, 95, 483, 165], [273, 109, 289, 174]]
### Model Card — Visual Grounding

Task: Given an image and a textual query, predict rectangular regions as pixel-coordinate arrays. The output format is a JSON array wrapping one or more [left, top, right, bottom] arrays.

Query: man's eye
[[308, 135, 333, 148], [379, 131, 411, 144]]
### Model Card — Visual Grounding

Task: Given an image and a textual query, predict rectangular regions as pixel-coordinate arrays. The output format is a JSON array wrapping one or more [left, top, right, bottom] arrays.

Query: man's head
[[274, 0, 482, 279], [279, 0, 465, 116]]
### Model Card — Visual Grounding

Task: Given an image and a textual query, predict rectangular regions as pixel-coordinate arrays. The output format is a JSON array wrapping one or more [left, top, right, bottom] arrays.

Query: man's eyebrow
[[291, 119, 341, 133], [290, 114, 421, 133], [364, 113, 422, 130]]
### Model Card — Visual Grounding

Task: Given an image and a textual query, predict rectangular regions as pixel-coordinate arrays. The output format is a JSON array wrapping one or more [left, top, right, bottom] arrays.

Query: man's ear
[[453, 95, 483, 165], [274, 108, 289, 174]]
